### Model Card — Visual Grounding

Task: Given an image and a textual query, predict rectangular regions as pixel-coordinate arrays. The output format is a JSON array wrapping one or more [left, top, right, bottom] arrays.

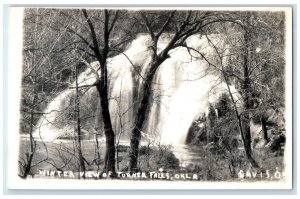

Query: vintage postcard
[[6, 6, 293, 190]]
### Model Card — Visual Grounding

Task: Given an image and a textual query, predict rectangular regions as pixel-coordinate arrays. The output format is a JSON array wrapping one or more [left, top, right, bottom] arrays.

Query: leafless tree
[[181, 11, 286, 168], [128, 10, 228, 171]]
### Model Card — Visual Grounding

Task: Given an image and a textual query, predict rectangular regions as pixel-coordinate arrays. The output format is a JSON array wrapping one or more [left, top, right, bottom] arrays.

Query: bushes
[[136, 144, 180, 171], [156, 146, 180, 170]]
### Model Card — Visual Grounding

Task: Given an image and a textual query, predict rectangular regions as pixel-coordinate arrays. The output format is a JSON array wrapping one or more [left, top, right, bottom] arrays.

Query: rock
[[266, 133, 285, 152]]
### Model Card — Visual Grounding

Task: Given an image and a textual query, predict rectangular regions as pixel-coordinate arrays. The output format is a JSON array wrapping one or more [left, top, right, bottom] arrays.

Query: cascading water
[[33, 33, 239, 146]]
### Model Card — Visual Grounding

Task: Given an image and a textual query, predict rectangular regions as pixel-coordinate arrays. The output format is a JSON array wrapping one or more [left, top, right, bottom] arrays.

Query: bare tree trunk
[[95, 134, 101, 171], [75, 65, 86, 178], [203, 31, 259, 168], [240, 29, 258, 166], [129, 60, 163, 171], [206, 105, 217, 145], [223, 81, 259, 168], [22, 153, 34, 179], [82, 9, 117, 174], [21, 74, 37, 179], [96, 81, 116, 173], [129, 81, 153, 171], [261, 116, 269, 144], [185, 31, 260, 168], [21, 98, 36, 178], [22, 83, 37, 179], [96, 59, 116, 174]]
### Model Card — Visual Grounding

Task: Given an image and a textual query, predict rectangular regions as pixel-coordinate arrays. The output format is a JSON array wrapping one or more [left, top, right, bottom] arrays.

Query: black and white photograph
[[5, 6, 293, 190]]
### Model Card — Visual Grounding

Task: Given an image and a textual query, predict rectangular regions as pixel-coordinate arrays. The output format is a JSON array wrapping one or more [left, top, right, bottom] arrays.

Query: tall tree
[[78, 9, 119, 173], [23, 8, 136, 174], [72, 9, 134, 173], [74, 64, 86, 177], [128, 10, 221, 171], [185, 11, 286, 167], [226, 11, 285, 164]]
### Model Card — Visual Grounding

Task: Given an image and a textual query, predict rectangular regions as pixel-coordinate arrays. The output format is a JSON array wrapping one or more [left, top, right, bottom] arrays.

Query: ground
[[18, 138, 285, 181]]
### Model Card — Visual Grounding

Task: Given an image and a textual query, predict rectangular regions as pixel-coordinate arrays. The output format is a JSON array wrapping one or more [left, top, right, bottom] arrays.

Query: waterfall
[[33, 33, 239, 145]]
